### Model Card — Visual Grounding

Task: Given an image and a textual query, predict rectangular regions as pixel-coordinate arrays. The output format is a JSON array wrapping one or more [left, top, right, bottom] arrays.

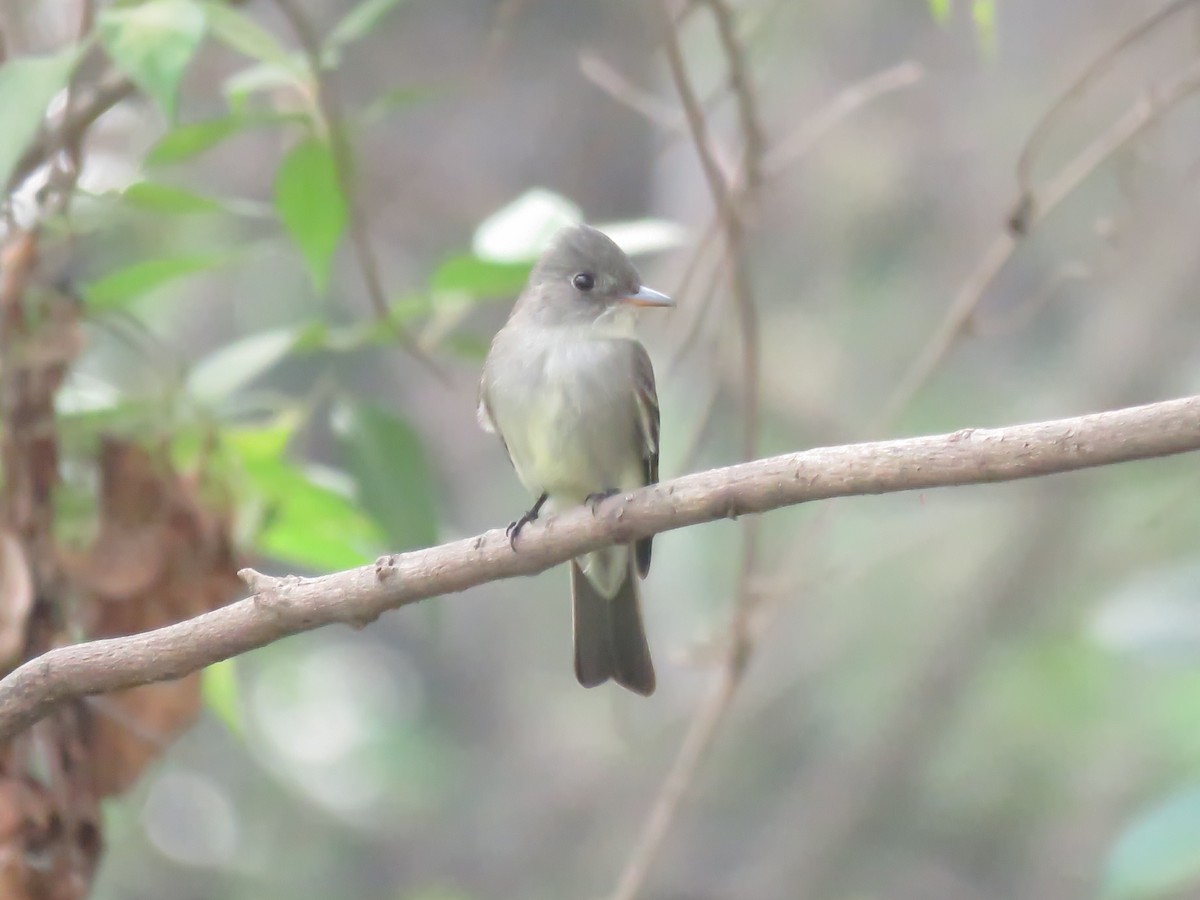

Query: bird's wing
[[476, 387, 496, 434], [629, 341, 660, 578], [477, 381, 513, 465], [629, 340, 660, 484]]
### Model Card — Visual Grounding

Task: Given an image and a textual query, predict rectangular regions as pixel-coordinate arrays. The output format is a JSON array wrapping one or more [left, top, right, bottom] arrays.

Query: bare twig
[[8, 73, 135, 194], [663, 226, 723, 379], [271, 0, 447, 382], [1014, 0, 1198, 221], [36, 0, 99, 219], [579, 52, 683, 129], [616, 26, 927, 900], [878, 57, 1200, 429], [611, 664, 740, 900], [697, 0, 766, 191], [626, 11, 765, 897], [763, 60, 924, 177], [665, 60, 924, 375], [656, 0, 759, 459], [0, 394, 1195, 744]]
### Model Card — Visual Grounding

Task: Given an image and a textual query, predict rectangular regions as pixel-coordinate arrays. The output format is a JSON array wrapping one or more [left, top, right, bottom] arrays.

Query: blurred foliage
[[0, 46, 81, 184], [2, 0, 1199, 898], [927, 0, 996, 54]]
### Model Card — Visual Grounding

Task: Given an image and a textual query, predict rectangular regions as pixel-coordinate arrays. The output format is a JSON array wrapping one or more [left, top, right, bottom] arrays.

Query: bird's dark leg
[[506, 492, 548, 549], [585, 487, 620, 514]]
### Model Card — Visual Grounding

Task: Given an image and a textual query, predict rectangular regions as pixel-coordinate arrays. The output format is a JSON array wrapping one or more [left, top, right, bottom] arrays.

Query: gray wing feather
[[629, 341, 659, 577]]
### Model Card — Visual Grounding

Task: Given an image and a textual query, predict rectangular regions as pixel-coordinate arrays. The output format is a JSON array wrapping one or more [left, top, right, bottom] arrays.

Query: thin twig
[[664, 226, 723, 380], [877, 56, 1200, 429], [271, 0, 447, 383], [579, 52, 683, 129], [610, 665, 740, 900], [656, 0, 759, 460], [1013, 0, 1198, 225], [763, 60, 924, 177], [618, 51, 923, 900], [649, 19, 765, 897], [8, 73, 135, 194], [665, 60, 924, 376], [37, 0, 97, 220], [697, 0, 767, 191], [611, 26, 928, 900]]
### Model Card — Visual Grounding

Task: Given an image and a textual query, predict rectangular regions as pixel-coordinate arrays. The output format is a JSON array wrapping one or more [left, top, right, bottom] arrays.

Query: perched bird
[[478, 224, 673, 696]]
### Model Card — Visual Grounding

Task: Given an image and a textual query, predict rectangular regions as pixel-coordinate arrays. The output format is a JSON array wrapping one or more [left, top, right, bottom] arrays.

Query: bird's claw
[[506, 511, 537, 550], [585, 488, 620, 515]]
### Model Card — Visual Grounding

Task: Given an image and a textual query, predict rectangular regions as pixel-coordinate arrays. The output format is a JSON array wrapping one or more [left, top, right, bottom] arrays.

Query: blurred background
[[7, 0, 1200, 897]]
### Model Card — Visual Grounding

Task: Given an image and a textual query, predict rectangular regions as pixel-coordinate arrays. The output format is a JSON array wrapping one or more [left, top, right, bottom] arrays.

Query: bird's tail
[[571, 551, 655, 696]]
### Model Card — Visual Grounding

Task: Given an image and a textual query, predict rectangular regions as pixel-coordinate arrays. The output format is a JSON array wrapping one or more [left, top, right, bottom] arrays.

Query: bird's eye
[[572, 272, 595, 292]]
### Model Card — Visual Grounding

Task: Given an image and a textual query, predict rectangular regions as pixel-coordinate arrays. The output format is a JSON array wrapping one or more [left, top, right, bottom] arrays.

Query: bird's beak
[[621, 285, 674, 308]]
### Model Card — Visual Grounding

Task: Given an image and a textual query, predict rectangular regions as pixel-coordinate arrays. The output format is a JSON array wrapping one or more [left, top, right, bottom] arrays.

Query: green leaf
[[98, 0, 206, 120], [229, 424, 383, 570], [928, 0, 952, 23], [223, 61, 306, 108], [201, 658, 242, 737], [274, 137, 347, 294], [146, 112, 300, 165], [83, 252, 235, 309], [146, 115, 247, 165], [1103, 784, 1200, 898], [203, 1, 297, 70], [187, 327, 301, 403], [122, 180, 222, 214], [0, 47, 82, 188], [332, 401, 437, 551], [430, 255, 532, 299], [323, 0, 407, 62]]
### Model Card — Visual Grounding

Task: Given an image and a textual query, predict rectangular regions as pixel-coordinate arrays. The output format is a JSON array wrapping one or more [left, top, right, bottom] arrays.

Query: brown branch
[[0, 395, 1195, 740], [697, 0, 766, 190], [8, 72, 135, 194], [636, 11, 766, 896], [611, 663, 740, 900], [656, 0, 759, 461], [578, 51, 683, 129], [625, 44, 922, 900], [665, 60, 923, 376]]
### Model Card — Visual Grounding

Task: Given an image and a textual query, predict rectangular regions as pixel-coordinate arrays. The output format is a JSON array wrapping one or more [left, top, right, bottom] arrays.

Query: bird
[[478, 223, 673, 696]]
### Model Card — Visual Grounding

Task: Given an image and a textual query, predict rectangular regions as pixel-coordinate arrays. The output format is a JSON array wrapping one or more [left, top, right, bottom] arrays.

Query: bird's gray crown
[[529, 224, 641, 298]]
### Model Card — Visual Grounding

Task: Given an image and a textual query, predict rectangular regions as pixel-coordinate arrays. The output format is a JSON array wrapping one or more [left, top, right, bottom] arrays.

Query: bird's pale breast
[[484, 327, 643, 508]]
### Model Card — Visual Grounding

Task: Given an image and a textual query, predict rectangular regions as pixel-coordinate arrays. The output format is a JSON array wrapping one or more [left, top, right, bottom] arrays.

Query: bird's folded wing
[[629, 341, 660, 486]]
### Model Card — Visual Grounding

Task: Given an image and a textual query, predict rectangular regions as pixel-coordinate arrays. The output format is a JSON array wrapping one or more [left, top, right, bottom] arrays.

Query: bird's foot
[[506, 492, 548, 550], [505, 512, 537, 549], [585, 488, 620, 515]]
